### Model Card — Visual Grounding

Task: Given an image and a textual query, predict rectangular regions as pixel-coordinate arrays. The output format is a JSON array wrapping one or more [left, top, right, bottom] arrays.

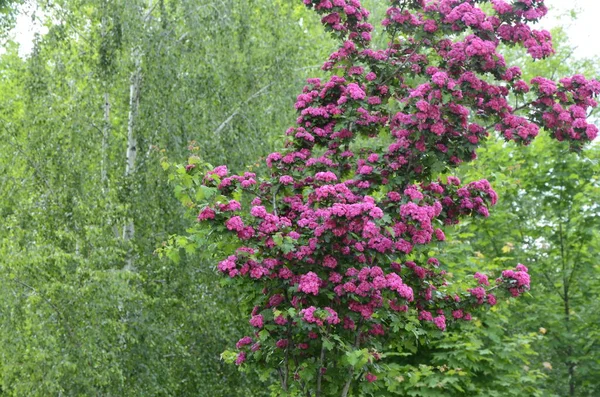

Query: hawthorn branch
[[316, 336, 327, 397], [513, 101, 534, 113], [380, 44, 421, 87], [280, 320, 293, 392], [341, 321, 363, 397], [482, 101, 536, 132], [277, 368, 287, 393], [273, 184, 281, 217]]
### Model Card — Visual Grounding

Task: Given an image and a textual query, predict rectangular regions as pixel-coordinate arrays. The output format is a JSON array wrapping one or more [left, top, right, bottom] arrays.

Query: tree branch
[[341, 321, 363, 397], [316, 337, 327, 397], [213, 83, 272, 135]]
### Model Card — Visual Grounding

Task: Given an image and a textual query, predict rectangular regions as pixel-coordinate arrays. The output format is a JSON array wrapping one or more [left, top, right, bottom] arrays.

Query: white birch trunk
[[123, 51, 142, 270], [122, 1, 155, 270], [101, 91, 110, 190], [125, 61, 140, 179], [100, 14, 110, 191]]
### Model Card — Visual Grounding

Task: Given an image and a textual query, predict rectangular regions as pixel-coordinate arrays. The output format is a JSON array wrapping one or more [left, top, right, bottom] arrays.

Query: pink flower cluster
[[300, 306, 340, 326], [298, 272, 322, 295], [500, 263, 531, 297], [532, 75, 600, 150]]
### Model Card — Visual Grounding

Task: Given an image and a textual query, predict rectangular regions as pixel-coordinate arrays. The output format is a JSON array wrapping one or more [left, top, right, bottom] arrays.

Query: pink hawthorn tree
[[184, 0, 599, 395]]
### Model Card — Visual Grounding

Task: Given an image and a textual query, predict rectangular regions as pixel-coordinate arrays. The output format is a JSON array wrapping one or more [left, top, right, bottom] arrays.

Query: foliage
[[0, 0, 24, 37], [453, 135, 600, 396]]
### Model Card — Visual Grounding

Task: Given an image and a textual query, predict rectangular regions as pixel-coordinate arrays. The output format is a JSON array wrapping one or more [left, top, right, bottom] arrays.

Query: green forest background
[[0, 1, 598, 396]]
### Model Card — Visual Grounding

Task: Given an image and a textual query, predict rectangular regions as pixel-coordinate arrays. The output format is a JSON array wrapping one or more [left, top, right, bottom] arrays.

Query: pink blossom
[[212, 165, 228, 178], [300, 306, 322, 325], [279, 175, 294, 185], [365, 373, 377, 383], [197, 207, 215, 221], [419, 311, 433, 321], [235, 351, 246, 365], [469, 286, 486, 304], [250, 206, 268, 218], [188, 0, 599, 380], [324, 307, 340, 324], [249, 315, 264, 328], [315, 171, 338, 182], [433, 315, 446, 331], [346, 83, 366, 100], [298, 272, 321, 295], [434, 229, 446, 241], [236, 336, 252, 349], [225, 216, 244, 232], [323, 255, 338, 269], [474, 272, 490, 286]]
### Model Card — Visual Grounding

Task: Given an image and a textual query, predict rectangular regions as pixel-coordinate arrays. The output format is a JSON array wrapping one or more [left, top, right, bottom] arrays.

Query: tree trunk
[[122, 1, 155, 271], [123, 51, 142, 270], [100, 14, 111, 192], [101, 91, 110, 190], [559, 221, 576, 397], [564, 286, 576, 397]]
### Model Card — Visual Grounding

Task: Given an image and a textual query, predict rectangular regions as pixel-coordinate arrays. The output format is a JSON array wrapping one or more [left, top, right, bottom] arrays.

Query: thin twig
[[9, 278, 79, 345], [213, 83, 272, 135], [380, 45, 421, 87], [272, 184, 281, 216], [280, 319, 292, 392]]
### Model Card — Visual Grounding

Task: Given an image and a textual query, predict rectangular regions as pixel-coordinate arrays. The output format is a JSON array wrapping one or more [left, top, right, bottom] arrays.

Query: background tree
[[449, 136, 600, 397], [447, 26, 600, 396], [0, 0, 332, 395]]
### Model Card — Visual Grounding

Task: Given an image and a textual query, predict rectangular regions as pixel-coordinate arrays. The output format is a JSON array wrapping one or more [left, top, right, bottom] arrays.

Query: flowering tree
[[168, 0, 599, 395]]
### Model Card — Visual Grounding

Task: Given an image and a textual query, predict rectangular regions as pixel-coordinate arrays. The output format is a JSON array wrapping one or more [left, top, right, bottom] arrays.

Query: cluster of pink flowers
[[300, 306, 341, 326], [531, 75, 600, 149], [185, 0, 597, 389], [500, 263, 531, 297]]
